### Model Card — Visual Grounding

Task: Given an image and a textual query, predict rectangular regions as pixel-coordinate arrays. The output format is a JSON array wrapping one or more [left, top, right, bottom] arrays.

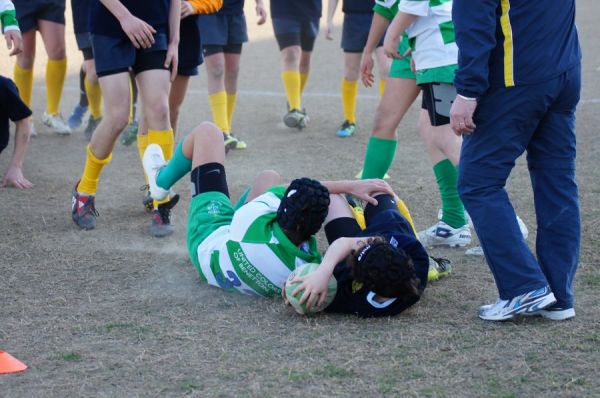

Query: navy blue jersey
[[324, 210, 429, 318], [71, 0, 91, 34], [90, 0, 170, 38], [270, 0, 321, 20], [453, 0, 581, 99], [342, 0, 374, 14], [218, 0, 244, 15]]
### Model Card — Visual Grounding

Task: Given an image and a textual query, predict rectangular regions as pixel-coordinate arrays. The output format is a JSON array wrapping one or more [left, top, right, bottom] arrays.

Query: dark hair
[[277, 178, 330, 242], [349, 237, 421, 300]]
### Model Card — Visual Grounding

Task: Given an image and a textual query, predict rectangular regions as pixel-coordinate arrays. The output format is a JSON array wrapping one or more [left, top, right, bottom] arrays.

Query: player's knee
[[194, 121, 221, 140], [104, 109, 129, 132], [225, 62, 240, 77], [372, 109, 395, 139], [208, 61, 225, 80], [46, 45, 66, 60], [147, 101, 169, 123], [281, 47, 301, 65]]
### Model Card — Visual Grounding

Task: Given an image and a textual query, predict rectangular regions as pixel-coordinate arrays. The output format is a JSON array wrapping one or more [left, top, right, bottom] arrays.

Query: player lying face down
[[284, 192, 450, 317]]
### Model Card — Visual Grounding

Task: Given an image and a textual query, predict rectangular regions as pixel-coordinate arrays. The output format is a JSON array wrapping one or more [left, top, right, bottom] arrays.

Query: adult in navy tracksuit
[[449, 0, 581, 321]]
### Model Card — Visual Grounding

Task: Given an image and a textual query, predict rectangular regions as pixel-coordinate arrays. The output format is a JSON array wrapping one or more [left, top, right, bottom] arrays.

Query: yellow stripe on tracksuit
[[500, 0, 515, 87]]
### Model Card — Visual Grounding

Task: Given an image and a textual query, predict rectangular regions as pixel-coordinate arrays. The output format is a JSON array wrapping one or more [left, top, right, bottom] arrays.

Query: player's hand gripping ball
[[284, 263, 337, 315]]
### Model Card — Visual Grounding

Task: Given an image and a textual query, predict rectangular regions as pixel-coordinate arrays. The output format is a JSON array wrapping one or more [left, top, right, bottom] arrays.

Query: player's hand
[[383, 31, 402, 59], [291, 268, 331, 310], [325, 21, 334, 40], [2, 166, 33, 189], [119, 13, 156, 49], [165, 42, 179, 82], [255, 1, 267, 25], [360, 52, 375, 87], [450, 95, 478, 136], [181, 0, 194, 18], [347, 179, 394, 206], [4, 30, 23, 56]]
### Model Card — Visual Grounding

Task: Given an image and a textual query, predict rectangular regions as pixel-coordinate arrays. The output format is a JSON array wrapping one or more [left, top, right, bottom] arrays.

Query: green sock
[[361, 137, 397, 179], [156, 141, 192, 190], [433, 159, 467, 228]]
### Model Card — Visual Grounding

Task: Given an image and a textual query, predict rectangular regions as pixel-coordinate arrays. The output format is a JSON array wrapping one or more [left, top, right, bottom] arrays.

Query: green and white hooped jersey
[[398, 0, 457, 73], [196, 187, 321, 297]]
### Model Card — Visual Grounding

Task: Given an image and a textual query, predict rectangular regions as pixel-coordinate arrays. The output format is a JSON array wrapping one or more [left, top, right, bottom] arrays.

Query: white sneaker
[[538, 306, 575, 321], [479, 286, 557, 321], [438, 209, 528, 239], [42, 112, 71, 135], [418, 221, 472, 248], [142, 144, 170, 201]]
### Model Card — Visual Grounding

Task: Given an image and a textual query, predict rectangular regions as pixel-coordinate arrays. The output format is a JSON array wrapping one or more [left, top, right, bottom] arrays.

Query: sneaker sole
[[538, 308, 575, 321]]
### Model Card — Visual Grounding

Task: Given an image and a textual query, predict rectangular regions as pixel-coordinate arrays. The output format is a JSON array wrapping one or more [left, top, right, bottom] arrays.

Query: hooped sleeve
[[0, 0, 19, 33]]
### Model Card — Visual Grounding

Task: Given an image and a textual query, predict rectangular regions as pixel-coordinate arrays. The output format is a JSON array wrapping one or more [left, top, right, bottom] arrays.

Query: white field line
[[35, 84, 600, 104]]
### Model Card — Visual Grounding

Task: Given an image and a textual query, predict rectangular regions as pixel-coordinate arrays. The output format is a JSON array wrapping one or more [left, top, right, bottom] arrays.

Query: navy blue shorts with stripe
[[342, 12, 381, 53], [92, 33, 169, 78], [272, 17, 319, 51], [13, 0, 65, 33], [198, 13, 248, 46]]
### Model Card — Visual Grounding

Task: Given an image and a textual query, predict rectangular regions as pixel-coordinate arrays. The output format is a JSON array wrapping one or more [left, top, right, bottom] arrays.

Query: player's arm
[[361, 13, 391, 87], [3, 118, 33, 189], [100, 0, 156, 49], [165, 0, 181, 81], [254, 0, 267, 25], [320, 179, 394, 205], [382, 11, 417, 59], [325, 0, 339, 40], [291, 237, 371, 308], [0, 0, 22, 55], [450, 0, 497, 135]]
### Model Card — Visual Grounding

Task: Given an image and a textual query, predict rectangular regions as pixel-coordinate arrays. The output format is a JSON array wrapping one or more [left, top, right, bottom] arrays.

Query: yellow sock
[[282, 71, 301, 110], [128, 79, 134, 124], [13, 64, 33, 106], [209, 91, 229, 133], [226, 93, 237, 131], [379, 80, 386, 97], [300, 73, 309, 95], [137, 134, 149, 185], [45, 58, 67, 115], [397, 199, 419, 237], [77, 145, 112, 195], [137, 133, 148, 166], [84, 79, 102, 119], [341, 79, 358, 124], [148, 129, 174, 207]]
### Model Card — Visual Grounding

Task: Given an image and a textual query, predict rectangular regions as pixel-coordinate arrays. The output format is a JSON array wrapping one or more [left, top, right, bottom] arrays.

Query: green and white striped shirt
[[196, 186, 322, 297], [398, 0, 457, 84]]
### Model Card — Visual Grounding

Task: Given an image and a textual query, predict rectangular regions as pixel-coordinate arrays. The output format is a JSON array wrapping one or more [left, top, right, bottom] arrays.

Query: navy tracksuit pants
[[458, 64, 581, 309]]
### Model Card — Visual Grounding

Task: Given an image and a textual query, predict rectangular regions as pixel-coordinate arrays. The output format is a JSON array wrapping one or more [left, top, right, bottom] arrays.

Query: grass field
[[1, 1, 599, 396]]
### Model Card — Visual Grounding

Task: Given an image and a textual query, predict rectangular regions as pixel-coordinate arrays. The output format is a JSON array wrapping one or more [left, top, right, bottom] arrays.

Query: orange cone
[[0, 351, 28, 374]]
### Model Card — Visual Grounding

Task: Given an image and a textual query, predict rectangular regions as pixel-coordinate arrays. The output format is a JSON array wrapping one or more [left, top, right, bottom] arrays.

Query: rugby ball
[[285, 263, 337, 315]]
